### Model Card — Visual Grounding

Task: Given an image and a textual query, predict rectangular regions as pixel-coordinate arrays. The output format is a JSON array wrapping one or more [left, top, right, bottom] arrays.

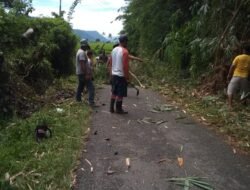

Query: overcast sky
[[31, 0, 127, 36]]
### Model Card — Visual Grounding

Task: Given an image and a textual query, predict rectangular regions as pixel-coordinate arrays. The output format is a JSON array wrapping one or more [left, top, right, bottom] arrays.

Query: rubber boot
[[116, 101, 128, 114], [110, 98, 115, 113]]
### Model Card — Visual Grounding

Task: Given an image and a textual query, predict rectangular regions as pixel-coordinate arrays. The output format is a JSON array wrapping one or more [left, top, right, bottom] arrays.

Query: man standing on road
[[109, 35, 129, 114], [75, 39, 95, 106], [227, 45, 250, 109]]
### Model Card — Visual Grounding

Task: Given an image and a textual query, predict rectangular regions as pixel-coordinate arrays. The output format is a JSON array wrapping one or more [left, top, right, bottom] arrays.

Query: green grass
[[0, 77, 90, 190]]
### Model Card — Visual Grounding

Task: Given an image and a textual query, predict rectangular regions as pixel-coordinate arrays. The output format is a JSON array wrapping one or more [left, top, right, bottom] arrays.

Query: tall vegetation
[[0, 1, 78, 118], [122, 0, 250, 81]]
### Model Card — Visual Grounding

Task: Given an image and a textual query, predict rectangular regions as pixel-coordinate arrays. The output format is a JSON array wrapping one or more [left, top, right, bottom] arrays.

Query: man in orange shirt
[[227, 46, 250, 109]]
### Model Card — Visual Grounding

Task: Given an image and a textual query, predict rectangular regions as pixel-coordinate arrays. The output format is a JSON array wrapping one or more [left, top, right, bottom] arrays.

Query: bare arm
[[129, 54, 143, 62]]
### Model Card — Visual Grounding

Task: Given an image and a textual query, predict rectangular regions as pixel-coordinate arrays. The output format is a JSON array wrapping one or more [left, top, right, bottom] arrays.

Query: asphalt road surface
[[74, 85, 250, 190]]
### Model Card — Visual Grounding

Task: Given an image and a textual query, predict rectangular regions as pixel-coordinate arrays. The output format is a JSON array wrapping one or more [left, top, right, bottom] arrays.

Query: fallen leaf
[[233, 149, 236, 154], [201, 117, 206, 121], [107, 167, 115, 175], [177, 157, 184, 167], [85, 128, 90, 134], [85, 159, 93, 173], [180, 145, 184, 153], [126, 158, 131, 169], [158, 158, 171, 163], [175, 116, 186, 120]]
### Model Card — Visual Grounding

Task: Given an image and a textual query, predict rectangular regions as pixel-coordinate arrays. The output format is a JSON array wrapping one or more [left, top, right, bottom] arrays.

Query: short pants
[[111, 75, 127, 97], [227, 76, 249, 99]]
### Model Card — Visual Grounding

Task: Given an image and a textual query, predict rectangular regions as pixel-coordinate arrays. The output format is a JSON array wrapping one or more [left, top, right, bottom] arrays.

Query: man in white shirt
[[75, 39, 90, 102], [110, 35, 129, 114]]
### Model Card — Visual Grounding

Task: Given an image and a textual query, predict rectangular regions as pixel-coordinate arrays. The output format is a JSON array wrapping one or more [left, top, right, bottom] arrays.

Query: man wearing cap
[[109, 35, 129, 114], [75, 39, 95, 106]]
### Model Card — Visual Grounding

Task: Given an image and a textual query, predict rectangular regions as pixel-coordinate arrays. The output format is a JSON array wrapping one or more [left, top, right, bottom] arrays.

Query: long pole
[[59, 0, 62, 16]]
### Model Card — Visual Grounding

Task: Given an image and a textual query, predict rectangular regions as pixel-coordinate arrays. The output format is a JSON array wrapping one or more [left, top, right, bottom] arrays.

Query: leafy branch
[[67, 0, 81, 22]]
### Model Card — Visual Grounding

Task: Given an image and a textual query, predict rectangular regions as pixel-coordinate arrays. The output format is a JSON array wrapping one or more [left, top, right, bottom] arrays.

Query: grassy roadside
[[0, 76, 90, 190], [149, 80, 250, 153]]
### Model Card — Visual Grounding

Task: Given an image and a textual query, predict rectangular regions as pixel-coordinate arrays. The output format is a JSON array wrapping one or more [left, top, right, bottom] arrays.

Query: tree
[[121, 0, 250, 80], [67, 0, 81, 21]]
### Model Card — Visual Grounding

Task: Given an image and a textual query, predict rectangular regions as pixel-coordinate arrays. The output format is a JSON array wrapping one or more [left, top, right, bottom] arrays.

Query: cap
[[118, 35, 128, 43], [80, 39, 89, 46]]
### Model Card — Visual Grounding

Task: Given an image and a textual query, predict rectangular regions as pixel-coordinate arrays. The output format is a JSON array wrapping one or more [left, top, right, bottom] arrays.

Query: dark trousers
[[76, 74, 95, 104], [111, 75, 127, 98]]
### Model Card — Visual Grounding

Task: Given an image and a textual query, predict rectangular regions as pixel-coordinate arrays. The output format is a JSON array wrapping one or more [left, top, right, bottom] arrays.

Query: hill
[[73, 29, 108, 42]]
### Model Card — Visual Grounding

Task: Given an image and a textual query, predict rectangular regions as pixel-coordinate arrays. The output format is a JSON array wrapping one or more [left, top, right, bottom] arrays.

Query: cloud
[[31, 0, 126, 36]]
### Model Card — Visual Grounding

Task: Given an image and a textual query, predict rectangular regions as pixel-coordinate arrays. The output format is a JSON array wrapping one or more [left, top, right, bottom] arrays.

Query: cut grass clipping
[[167, 177, 214, 190], [0, 101, 90, 190]]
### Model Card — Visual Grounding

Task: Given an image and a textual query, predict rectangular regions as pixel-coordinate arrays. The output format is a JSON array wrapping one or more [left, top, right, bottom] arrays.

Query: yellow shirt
[[232, 54, 250, 78]]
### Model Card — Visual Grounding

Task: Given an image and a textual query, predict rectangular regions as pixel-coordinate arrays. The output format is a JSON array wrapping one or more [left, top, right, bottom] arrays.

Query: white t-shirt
[[111, 46, 125, 77], [76, 49, 87, 75]]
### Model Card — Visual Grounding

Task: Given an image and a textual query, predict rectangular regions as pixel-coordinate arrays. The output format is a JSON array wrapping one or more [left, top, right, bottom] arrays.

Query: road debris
[[175, 115, 186, 120], [85, 128, 90, 135], [85, 159, 93, 173], [137, 117, 168, 125], [151, 104, 174, 113], [180, 145, 184, 153], [107, 166, 115, 175], [201, 116, 206, 121], [157, 158, 172, 164], [177, 157, 184, 167], [125, 158, 131, 172], [233, 148, 237, 154], [167, 177, 214, 190]]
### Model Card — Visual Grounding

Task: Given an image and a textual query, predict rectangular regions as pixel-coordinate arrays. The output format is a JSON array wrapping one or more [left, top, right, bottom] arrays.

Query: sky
[[31, 0, 127, 36]]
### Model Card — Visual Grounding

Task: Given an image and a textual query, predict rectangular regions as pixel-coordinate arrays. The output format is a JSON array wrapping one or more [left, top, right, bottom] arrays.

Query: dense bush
[[0, 3, 78, 118], [123, 0, 250, 81]]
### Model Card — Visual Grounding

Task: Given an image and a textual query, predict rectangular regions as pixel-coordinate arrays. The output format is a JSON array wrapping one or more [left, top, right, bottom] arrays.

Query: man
[[109, 35, 129, 114], [75, 39, 95, 106], [227, 46, 250, 109]]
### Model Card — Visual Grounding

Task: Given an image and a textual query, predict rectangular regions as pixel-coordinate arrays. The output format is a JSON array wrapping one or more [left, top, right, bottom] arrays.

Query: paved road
[[74, 85, 250, 190]]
